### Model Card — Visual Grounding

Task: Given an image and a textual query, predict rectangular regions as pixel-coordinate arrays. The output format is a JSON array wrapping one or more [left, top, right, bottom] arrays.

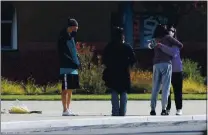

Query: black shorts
[[60, 74, 80, 90]]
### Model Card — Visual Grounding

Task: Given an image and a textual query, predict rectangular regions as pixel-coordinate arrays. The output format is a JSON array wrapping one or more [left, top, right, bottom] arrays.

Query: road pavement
[[32, 120, 207, 135]]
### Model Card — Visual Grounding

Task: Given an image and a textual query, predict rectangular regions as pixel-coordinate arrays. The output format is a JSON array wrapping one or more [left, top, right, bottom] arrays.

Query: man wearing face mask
[[57, 18, 80, 116]]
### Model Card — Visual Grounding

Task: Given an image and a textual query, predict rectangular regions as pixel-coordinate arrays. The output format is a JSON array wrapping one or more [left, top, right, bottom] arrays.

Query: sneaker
[[176, 109, 182, 115], [62, 110, 70, 116], [67, 109, 78, 116], [161, 110, 168, 115], [166, 110, 170, 115], [150, 110, 156, 116], [62, 110, 76, 116]]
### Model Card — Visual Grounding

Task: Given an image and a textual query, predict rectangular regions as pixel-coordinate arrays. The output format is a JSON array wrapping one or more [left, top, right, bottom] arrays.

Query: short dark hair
[[152, 24, 168, 38]]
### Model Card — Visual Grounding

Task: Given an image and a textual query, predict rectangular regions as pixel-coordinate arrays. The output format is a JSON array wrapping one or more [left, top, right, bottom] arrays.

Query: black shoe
[[161, 110, 168, 115], [150, 110, 156, 116]]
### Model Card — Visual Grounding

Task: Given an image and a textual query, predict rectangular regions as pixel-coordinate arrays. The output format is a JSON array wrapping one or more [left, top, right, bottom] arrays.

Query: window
[[1, 2, 17, 50]]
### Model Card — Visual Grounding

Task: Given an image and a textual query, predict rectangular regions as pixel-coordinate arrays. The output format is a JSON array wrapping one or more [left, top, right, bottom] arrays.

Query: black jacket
[[102, 42, 136, 93], [57, 28, 80, 69]]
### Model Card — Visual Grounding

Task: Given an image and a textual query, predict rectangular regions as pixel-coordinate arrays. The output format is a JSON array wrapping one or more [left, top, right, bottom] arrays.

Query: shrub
[[131, 63, 207, 93], [1, 78, 25, 95], [23, 77, 43, 95], [131, 69, 152, 82], [78, 45, 106, 94], [131, 83, 152, 93], [182, 59, 205, 83], [1, 49, 206, 95], [183, 79, 207, 94], [44, 82, 62, 95], [130, 68, 152, 93]]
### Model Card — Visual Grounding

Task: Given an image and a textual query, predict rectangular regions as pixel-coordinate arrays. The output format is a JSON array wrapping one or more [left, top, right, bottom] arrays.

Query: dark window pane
[[1, 23, 12, 47], [1, 2, 14, 21]]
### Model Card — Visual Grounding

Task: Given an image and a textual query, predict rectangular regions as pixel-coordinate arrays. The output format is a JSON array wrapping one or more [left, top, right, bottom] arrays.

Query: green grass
[[1, 94, 207, 101]]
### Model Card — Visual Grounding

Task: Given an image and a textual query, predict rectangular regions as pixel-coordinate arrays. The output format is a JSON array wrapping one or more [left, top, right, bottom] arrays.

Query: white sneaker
[[62, 109, 76, 116], [67, 109, 77, 116], [176, 109, 182, 115], [62, 110, 70, 116]]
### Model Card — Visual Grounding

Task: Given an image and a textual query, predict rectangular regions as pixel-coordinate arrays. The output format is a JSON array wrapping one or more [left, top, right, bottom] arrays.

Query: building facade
[[1, 1, 207, 84]]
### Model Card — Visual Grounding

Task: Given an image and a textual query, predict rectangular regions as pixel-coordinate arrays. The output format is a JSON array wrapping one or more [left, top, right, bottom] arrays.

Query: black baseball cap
[[68, 18, 78, 27]]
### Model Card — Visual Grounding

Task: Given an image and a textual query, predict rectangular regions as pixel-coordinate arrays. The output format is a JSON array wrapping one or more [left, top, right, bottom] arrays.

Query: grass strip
[[1, 94, 207, 101]]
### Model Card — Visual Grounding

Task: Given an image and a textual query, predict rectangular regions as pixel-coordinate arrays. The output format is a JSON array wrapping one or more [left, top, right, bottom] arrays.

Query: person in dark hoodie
[[57, 18, 80, 116], [150, 24, 183, 116], [102, 26, 136, 116], [157, 25, 183, 115]]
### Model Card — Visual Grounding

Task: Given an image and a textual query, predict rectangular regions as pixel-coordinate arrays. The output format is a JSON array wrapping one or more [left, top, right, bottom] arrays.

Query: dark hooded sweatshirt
[[57, 28, 80, 69]]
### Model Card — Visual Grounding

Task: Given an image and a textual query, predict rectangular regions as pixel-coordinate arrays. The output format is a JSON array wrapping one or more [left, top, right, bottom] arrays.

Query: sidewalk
[[1, 100, 206, 122], [1, 100, 207, 133]]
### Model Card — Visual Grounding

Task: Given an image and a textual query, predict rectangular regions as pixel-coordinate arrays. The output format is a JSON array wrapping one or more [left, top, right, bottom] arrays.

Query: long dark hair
[[152, 24, 168, 39]]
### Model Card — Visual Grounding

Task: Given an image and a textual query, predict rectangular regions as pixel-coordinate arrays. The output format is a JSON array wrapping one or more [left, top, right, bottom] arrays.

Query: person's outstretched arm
[[157, 44, 179, 58], [166, 35, 183, 48]]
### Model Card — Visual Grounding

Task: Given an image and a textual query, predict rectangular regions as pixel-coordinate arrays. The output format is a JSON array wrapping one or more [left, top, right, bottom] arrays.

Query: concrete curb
[[1, 115, 207, 132]]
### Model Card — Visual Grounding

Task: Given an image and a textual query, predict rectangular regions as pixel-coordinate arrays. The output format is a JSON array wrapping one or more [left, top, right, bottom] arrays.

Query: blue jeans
[[111, 90, 127, 116], [151, 63, 172, 110]]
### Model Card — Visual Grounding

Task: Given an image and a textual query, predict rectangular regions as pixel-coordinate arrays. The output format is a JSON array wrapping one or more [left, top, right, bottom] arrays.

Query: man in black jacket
[[58, 18, 80, 116]]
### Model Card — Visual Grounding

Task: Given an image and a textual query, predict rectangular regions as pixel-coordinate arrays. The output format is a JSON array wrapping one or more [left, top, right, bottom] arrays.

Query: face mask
[[169, 31, 174, 37], [70, 31, 77, 37]]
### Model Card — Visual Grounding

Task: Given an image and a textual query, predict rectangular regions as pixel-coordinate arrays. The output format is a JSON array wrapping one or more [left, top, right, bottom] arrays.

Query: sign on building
[[133, 14, 168, 49]]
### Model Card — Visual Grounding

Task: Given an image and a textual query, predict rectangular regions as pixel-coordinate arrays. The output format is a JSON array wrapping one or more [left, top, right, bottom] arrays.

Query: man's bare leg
[[67, 90, 73, 110], [61, 90, 68, 112]]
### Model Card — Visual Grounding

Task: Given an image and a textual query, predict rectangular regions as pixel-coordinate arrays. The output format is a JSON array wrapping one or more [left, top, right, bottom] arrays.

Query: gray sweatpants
[[150, 63, 172, 110]]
